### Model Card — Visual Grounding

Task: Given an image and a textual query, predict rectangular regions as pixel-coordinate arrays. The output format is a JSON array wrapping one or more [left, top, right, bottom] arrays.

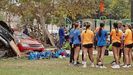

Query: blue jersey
[[96, 29, 107, 46], [72, 29, 81, 45], [69, 28, 75, 43]]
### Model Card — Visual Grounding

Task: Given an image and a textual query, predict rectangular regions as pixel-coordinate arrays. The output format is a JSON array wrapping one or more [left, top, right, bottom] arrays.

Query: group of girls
[[110, 22, 133, 68], [69, 21, 133, 69]]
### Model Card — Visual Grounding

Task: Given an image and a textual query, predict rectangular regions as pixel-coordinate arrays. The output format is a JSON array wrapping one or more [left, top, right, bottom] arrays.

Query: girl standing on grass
[[123, 24, 133, 68], [96, 23, 108, 68], [81, 23, 94, 68], [72, 23, 81, 65], [110, 23, 123, 69]]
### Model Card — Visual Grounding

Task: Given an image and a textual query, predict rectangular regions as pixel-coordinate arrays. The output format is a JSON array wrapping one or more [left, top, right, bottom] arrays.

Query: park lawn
[[0, 56, 133, 75]]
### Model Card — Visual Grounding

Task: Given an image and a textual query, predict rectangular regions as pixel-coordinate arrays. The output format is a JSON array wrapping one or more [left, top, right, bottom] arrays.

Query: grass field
[[0, 56, 133, 75]]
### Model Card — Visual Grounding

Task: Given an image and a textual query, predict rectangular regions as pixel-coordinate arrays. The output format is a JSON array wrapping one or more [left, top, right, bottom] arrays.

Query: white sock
[[82, 61, 87, 65], [74, 61, 77, 65], [90, 61, 94, 64]]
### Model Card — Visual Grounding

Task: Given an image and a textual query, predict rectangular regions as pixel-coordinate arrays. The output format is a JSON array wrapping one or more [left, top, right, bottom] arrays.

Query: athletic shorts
[[83, 44, 93, 48], [98, 46, 104, 48], [125, 44, 133, 48], [74, 44, 81, 48], [112, 42, 121, 47]]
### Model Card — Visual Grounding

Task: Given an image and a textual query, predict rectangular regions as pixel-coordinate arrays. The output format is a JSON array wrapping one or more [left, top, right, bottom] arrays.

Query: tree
[[0, 0, 56, 46], [55, 0, 99, 20], [8, 0, 99, 47], [104, 0, 131, 19], [0, 0, 131, 47]]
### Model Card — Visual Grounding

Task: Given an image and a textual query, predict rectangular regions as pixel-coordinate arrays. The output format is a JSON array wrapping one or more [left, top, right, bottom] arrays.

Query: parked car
[[14, 31, 45, 52]]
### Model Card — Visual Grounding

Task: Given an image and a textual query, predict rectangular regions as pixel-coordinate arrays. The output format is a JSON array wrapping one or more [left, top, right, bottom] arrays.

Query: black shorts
[[125, 44, 133, 48], [112, 42, 121, 47], [83, 44, 93, 48], [74, 44, 81, 48]]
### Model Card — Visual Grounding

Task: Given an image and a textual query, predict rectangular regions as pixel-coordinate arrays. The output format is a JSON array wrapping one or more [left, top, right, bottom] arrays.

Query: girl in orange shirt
[[110, 23, 123, 69], [123, 24, 133, 68], [81, 24, 94, 68]]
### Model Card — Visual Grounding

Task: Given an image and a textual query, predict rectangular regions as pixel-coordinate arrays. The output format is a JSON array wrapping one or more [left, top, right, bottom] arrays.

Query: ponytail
[[85, 24, 90, 33], [98, 27, 102, 37], [113, 22, 119, 36], [128, 25, 133, 40], [85, 29, 87, 33], [98, 23, 105, 37]]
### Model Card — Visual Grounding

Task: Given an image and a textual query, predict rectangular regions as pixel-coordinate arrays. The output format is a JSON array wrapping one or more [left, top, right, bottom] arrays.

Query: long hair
[[98, 23, 105, 37], [113, 22, 119, 36], [85, 24, 90, 33], [69, 23, 75, 32], [75, 23, 79, 29], [71, 23, 75, 29], [127, 24, 133, 40]]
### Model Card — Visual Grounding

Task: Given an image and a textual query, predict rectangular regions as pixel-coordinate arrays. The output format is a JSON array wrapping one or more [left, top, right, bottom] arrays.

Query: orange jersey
[[110, 29, 123, 43], [81, 29, 94, 45], [124, 29, 133, 45]]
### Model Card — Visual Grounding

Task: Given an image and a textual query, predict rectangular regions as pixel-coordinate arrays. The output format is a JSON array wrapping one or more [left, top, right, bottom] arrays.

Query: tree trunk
[[40, 16, 55, 47]]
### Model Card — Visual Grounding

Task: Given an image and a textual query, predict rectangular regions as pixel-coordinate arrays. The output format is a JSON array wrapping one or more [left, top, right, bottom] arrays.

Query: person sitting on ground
[[63, 35, 71, 50]]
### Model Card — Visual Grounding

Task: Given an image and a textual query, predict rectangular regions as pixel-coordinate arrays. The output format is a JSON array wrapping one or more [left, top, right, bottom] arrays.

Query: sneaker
[[82, 64, 87, 68], [111, 65, 120, 69], [90, 63, 95, 67], [69, 62, 74, 66], [111, 61, 116, 65], [73, 61, 77, 65], [122, 65, 128, 68], [96, 64, 99, 68], [99, 65, 107, 69], [127, 65, 132, 68]]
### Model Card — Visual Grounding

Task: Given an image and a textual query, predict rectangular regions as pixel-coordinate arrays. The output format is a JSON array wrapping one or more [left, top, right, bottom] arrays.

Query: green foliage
[[56, 0, 99, 20], [105, 0, 131, 19], [45, 17, 59, 24], [0, 0, 131, 44], [0, 0, 131, 23], [0, 15, 4, 20]]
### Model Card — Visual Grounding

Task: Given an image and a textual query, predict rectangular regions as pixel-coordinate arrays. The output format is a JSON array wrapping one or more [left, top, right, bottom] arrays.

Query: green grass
[[0, 56, 133, 75]]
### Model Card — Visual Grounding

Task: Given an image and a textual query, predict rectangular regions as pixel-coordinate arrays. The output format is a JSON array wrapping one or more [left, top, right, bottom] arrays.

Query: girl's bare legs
[[82, 47, 88, 67], [88, 47, 94, 67], [74, 46, 80, 65], [96, 47, 101, 65], [112, 46, 120, 65], [124, 48, 130, 66], [129, 49, 132, 65], [100, 46, 106, 65]]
